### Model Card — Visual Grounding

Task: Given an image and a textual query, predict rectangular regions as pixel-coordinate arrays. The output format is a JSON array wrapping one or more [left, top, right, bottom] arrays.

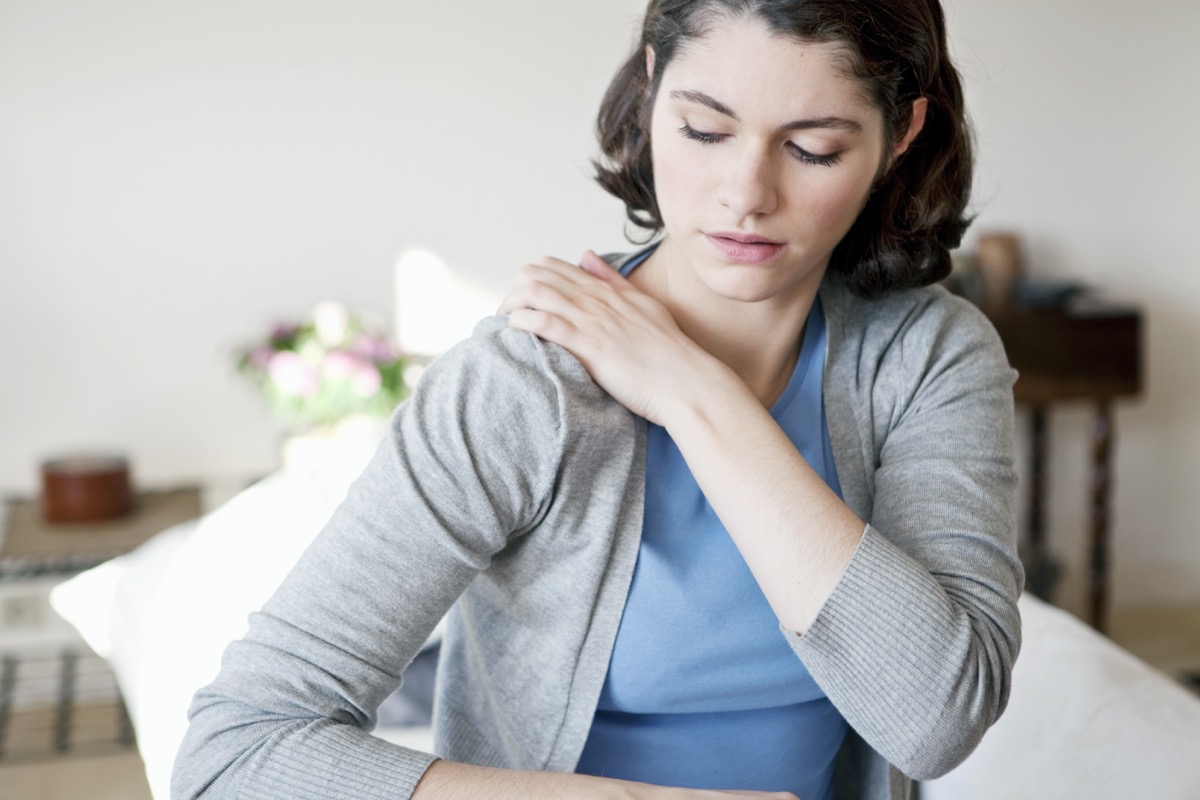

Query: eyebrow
[[669, 89, 864, 134]]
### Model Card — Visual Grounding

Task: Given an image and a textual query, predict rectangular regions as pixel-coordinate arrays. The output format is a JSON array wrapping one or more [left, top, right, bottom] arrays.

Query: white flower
[[313, 301, 350, 348]]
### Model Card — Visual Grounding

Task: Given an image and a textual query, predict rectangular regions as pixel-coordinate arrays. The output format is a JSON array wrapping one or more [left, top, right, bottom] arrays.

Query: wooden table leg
[[1024, 406, 1061, 601], [1089, 401, 1115, 632], [1028, 407, 1047, 561]]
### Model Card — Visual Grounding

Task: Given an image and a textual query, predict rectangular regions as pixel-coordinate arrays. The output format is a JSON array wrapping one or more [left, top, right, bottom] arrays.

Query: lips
[[705, 232, 785, 265]]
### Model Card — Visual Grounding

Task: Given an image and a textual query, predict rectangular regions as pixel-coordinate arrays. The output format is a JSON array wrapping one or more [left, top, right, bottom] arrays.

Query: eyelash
[[678, 123, 840, 167]]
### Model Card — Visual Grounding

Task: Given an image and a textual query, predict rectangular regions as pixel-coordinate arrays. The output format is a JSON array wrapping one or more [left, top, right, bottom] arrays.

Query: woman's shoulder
[[822, 275, 1005, 359], [823, 273, 992, 334], [428, 315, 601, 397], [411, 315, 635, 441], [820, 275, 1013, 405]]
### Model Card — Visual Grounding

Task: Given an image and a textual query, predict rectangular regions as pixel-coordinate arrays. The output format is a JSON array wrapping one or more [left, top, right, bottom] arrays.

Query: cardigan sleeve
[[172, 320, 566, 800], [782, 290, 1024, 781]]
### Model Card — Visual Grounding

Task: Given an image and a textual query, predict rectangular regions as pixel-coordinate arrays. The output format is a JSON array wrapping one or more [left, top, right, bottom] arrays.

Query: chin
[[700, 272, 793, 304], [697, 259, 821, 306]]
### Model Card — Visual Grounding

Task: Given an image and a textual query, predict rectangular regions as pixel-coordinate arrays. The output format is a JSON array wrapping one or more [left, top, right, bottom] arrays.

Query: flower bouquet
[[235, 301, 409, 431]]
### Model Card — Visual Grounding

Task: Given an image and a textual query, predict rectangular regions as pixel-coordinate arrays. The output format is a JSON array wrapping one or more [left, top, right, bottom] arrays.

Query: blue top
[[575, 247, 847, 798]]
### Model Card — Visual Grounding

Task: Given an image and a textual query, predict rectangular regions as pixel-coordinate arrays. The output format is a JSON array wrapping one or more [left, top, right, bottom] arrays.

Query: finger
[[496, 287, 520, 315], [501, 265, 596, 315], [578, 250, 668, 323], [498, 264, 577, 314], [521, 261, 628, 317], [534, 255, 599, 287], [578, 250, 628, 286], [497, 278, 538, 315], [505, 306, 584, 353], [537, 255, 580, 271], [497, 278, 586, 319]]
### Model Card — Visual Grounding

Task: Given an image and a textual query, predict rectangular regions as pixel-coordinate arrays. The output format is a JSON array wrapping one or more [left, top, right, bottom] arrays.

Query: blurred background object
[[974, 231, 1025, 312], [40, 456, 133, 524]]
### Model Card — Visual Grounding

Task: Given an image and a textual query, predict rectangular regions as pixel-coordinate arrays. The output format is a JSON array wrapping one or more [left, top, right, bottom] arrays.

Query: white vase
[[280, 415, 390, 501]]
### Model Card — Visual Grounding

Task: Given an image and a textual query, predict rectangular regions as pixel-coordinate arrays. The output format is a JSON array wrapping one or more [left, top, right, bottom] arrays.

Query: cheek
[[650, 136, 703, 224], [793, 172, 874, 233]]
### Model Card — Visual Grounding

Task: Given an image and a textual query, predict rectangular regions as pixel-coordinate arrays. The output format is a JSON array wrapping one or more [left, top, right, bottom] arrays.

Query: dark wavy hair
[[594, 0, 973, 297]]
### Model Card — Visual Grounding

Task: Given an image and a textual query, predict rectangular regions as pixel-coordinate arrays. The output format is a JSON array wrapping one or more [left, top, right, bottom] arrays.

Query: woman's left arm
[[503, 252, 1022, 779]]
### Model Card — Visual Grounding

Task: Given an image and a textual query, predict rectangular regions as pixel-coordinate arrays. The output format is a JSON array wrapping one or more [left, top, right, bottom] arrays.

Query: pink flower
[[321, 351, 381, 396], [320, 350, 358, 380], [268, 351, 319, 397], [247, 346, 275, 370], [270, 322, 300, 339], [350, 362, 382, 397], [351, 335, 400, 364]]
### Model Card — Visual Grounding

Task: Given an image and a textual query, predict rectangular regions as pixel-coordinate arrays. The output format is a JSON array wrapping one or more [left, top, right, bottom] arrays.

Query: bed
[[49, 444, 1200, 799]]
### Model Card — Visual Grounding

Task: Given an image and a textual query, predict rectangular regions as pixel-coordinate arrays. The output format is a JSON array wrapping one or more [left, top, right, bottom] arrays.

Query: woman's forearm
[[660, 363, 865, 635], [413, 760, 627, 800], [412, 759, 799, 800]]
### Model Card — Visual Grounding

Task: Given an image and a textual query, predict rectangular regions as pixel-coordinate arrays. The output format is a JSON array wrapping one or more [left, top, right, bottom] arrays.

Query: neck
[[631, 239, 823, 408]]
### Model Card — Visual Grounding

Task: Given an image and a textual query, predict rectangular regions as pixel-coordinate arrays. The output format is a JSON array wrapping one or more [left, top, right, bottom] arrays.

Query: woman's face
[[648, 17, 889, 306]]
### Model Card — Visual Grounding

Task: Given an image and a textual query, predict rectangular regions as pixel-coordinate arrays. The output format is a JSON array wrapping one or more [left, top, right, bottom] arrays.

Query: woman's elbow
[[895, 725, 986, 781], [171, 691, 265, 799], [893, 648, 1017, 779]]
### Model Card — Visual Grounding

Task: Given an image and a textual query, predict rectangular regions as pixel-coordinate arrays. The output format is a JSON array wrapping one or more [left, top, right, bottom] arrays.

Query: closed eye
[[679, 123, 840, 167], [786, 142, 840, 167], [679, 123, 725, 144]]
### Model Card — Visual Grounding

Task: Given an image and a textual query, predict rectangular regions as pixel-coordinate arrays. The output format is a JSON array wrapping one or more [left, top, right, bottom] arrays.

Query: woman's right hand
[[413, 759, 800, 800], [498, 250, 727, 427]]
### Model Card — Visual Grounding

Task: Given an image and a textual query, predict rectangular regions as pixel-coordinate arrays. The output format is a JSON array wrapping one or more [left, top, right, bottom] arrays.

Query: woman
[[173, 1, 1022, 799]]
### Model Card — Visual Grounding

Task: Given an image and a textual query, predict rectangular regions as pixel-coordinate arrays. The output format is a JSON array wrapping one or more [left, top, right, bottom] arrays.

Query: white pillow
[[50, 420, 449, 800], [49, 518, 195, 668], [922, 593, 1200, 800], [51, 468, 337, 799]]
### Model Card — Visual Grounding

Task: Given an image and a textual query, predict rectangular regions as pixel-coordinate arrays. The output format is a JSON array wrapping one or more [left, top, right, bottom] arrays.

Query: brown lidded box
[[40, 455, 134, 524]]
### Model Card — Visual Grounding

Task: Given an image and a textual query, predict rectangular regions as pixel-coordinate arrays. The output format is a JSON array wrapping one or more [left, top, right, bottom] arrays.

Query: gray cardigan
[[173, 268, 1023, 800]]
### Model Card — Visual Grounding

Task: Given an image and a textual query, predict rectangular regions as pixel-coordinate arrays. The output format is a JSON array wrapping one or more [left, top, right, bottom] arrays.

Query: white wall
[[2, 1, 1197, 614], [0, 0, 643, 488], [945, 0, 1200, 614]]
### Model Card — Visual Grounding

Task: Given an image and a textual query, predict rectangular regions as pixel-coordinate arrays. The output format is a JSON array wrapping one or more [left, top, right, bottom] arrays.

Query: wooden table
[[0, 487, 204, 761], [1, 487, 202, 579], [988, 296, 1143, 632]]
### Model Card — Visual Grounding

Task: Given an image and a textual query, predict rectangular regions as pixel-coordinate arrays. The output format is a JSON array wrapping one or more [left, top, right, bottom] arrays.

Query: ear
[[645, 45, 656, 82], [892, 97, 928, 160]]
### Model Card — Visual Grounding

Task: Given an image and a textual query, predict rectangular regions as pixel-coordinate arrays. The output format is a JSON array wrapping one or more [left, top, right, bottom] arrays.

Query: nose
[[717, 144, 778, 218]]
